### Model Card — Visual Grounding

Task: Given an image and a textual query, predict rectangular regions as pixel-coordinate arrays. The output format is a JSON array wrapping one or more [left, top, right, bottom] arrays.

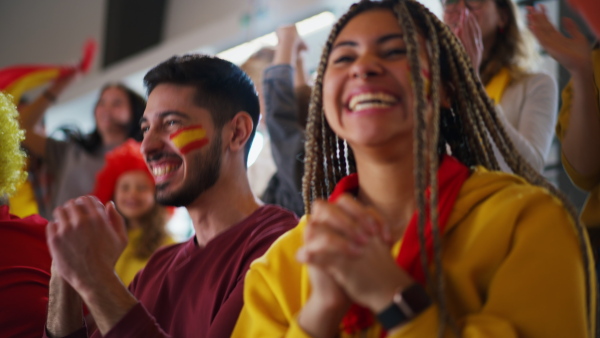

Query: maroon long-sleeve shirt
[[52, 205, 297, 338]]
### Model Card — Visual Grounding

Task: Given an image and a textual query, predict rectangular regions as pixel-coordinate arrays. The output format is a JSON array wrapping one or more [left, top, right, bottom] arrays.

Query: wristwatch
[[376, 283, 432, 330]]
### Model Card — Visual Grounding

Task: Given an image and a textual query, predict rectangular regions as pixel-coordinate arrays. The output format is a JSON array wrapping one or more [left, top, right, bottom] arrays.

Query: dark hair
[[61, 83, 146, 153], [143, 54, 260, 165]]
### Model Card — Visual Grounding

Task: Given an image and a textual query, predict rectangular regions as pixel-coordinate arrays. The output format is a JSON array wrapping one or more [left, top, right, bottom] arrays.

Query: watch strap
[[376, 283, 431, 330]]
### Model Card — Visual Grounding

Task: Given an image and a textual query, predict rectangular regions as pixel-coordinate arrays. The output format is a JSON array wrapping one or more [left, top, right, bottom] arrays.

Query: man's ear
[[226, 111, 254, 154]]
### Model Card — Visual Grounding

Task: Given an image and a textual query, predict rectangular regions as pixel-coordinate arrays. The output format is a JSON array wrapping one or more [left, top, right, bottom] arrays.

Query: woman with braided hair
[[442, 0, 557, 173], [232, 0, 595, 337]]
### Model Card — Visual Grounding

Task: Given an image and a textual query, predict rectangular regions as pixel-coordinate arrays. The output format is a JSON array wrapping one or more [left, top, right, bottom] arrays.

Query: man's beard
[[155, 134, 222, 207]]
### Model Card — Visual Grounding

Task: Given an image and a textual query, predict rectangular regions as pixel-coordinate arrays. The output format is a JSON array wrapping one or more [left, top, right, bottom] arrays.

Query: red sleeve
[[43, 326, 88, 338], [103, 303, 169, 338]]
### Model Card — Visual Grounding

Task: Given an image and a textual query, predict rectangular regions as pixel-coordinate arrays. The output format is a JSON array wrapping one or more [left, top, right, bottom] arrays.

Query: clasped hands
[[297, 194, 415, 315], [46, 196, 128, 296]]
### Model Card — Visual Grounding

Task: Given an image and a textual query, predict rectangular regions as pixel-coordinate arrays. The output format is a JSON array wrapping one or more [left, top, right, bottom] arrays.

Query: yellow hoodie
[[233, 168, 595, 338]]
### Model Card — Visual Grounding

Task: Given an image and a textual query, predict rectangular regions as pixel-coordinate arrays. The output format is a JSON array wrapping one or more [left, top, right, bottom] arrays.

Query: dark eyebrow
[[139, 111, 190, 126], [331, 33, 404, 51], [331, 40, 357, 51], [377, 33, 404, 44]]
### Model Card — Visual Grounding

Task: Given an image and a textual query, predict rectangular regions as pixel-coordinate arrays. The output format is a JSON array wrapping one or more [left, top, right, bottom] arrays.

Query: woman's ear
[[440, 83, 454, 109]]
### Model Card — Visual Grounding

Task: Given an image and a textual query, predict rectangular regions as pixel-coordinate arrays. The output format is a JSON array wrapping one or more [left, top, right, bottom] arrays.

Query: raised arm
[[528, 5, 600, 178], [19, 73, 76, 158], [262, 25, 308, 216]]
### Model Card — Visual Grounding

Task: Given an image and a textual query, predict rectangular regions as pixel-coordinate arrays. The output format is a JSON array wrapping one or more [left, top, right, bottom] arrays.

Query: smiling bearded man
[[44, 54, 298, 338]]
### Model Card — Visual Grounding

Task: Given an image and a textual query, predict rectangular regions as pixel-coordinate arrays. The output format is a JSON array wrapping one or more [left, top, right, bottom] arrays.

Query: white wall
[[0, 0, 105, 68], [1, 0, 353, 133], [0, 0, 442, 134]]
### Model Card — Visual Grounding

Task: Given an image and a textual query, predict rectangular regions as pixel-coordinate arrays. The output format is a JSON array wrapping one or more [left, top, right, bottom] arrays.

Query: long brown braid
[[301, 0, 595, 336]]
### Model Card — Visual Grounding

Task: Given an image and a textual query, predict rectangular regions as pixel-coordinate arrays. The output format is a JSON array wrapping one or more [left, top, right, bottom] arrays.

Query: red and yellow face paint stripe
[[407, 64, 431, 99], [169, 125, 209, 154]]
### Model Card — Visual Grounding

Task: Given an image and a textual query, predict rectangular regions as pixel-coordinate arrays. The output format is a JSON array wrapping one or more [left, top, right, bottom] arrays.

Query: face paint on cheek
[[169, 125, 209, 155], [407, 64, 432, 99]]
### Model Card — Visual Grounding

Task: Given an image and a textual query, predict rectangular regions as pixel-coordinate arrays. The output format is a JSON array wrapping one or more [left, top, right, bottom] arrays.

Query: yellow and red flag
[[169, 125, 209, 154], [0, 39, 97, 104]]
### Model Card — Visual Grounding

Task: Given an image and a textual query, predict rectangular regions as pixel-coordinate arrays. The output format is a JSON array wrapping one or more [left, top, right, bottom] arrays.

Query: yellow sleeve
[[234, 267, 313, 338], [393, 187, 594, 337], [389, 308, 518, 338], [235, 182, 594, 338], [233, 218, 313, 338], [555, 79, 573, 142], [462, 192, 594, 338]]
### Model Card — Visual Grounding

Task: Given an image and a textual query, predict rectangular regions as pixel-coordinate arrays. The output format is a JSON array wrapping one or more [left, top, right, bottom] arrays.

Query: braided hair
[[301, 0, 594, 336]]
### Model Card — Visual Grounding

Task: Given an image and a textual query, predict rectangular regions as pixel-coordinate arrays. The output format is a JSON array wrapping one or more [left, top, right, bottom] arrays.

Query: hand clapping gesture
[[47, 196, 128, 295], [297, 194, 415, 335], [527, 5, 593, 76]]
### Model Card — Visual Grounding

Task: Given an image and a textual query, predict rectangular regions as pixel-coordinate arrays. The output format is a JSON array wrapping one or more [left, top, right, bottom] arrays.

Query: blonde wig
[[0, 92, 27, 199]]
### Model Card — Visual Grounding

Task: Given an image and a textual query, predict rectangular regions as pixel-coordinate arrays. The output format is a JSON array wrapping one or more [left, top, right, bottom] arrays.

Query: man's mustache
[[145, 152, 182, 163]]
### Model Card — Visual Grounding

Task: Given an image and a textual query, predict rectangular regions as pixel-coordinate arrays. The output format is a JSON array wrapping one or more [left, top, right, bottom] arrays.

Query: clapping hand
[[527, 4, 592, 75], [47, 196, 128, 294], [297, 195, 413, 313]]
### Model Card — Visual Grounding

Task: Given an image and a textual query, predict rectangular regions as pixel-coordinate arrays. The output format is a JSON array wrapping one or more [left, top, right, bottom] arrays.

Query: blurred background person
[[443, 0, 557, 173], [527, 3, 600, 275], [241, 47, 278, 199], [92, 139, 175, 286], [243, 25, 311, 216], [19, 78, 146, 219]]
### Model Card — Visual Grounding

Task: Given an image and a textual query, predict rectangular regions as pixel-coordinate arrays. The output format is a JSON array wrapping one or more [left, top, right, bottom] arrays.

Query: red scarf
[[328, 155, 471, 334]]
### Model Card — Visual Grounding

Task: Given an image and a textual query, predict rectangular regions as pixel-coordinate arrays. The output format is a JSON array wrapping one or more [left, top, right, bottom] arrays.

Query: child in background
[[92, 139, 174, 285]]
